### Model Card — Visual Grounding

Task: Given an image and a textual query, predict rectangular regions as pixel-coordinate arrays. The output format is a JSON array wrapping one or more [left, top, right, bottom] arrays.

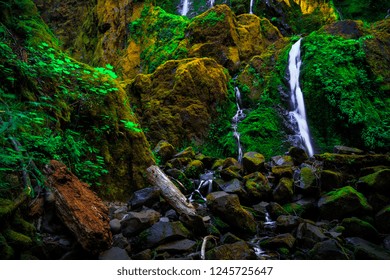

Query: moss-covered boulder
[[153, 140, 176, 164], [206, 191, 257, 234], [319, 170, 344, 192], [185, 160, 204, 178], [260, 233, 296, 250], [318, 186, 373, 220], [244, 172, 272, 202], [206, 240, 256, 260], [273, 177, 294, 203], [298, 166, 320, 196], [341, 217, 379, 242], [375, 206, 390, 234], [242, 152, 265, 174], [129, 58, 229, 148], [358, 169, 390, 195]]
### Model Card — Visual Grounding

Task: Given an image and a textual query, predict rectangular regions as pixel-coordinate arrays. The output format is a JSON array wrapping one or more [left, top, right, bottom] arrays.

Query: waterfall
[[250, 0, 254, 14], [287, 39, 314, 157], [181, 0, 190, 16], [209, 0, 215, 7], [232, 87, 246, 163]]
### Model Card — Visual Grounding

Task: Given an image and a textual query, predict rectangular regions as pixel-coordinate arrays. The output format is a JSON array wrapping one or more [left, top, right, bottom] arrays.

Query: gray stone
[[120, 209, 161, 237], [127, 187, 161, 210], [206, 241, 256, 260], [272, 177, 294, 203], [112, 233, 129, 249], [309, 239, 353, 260], [276, 215, 303, 232], [346, 237, 390, 259], [165, 209, 178, 221], [260, 233, 296, 249], [109, 219, 122, 234], [341, 217, 379, 242], [296, 222, 327, 248], [156, 239, 197, 253], [99, 247, 130, 260]]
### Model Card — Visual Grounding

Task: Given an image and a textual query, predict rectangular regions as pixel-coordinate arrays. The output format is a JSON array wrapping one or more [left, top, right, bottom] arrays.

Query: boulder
[[206, 241, 256, 260], [99, 247, 130, 260], [260, 233, 296, 250], [220, 179, 246, 197], [127, 187, 161, 210], [244, 172, 271, 202], [317, 186, 372, 220], [276, 215, 303, 233], [319, 169, 343, 192], [242, 152, 266, 174], [309, 239, 353, 260], [109, 219, 122, 235], [333, 145, 364, 155], [288, 146, 309, 165], [375, 206, 390, 233], [206, 191, 257, 234], [138, 221, 191, 249], [185, 160, 204, 178], [267, 202, 289, 220], [341, 217, 379, 242], [221, 232, 242, 244], [44, 160, 112, 255], [298, 166, 320, 196], [271, 155, 294, 166], [271, 166, 294, 180], [358, 169, 390, 195], [153, 140, 176, 163], [282, 197, 318, 219], [156, 239, 197, 254], [296, 222, 327, 249], [346, 237, 390, 260], [220, 166, 242, 181], [174, 147, 196, 159], [120, 209, 161, 237], [273, 177, 294, 203]]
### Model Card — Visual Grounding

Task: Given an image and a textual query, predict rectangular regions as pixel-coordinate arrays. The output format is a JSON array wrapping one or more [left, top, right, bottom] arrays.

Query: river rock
[[153, 140, 175, 163], [282, 197, 318, 219], [120, 209, 161, 237], [298, 166, 320, 196], [43, 160, 112, 255], [109, 219, 122, 235], [288, 147, 309, 165], [276, 215, 303, 233], [319, 169, 343, 192], [271, 155, 294, 166], [296, 222, 327, 249], [138, 221, 191, 249], [221, 232, 242, 244], [244, 172, 272, 202], [341, 217, 379, 242], [333, 146, 364, 155], [112, 233, 129, 250], [185, 160, 204, 178], [346, 237, 390, 259], [205, 241, 256, 260], [273, 177, 294, 203], [375, 205, 390, 233], [317, 186, 373, 220], [99, 247, 130, 260], [242, 152, 265, 174], [358, 169, 390, 195], [127, 187, 161, 210], [267, 202, 289, 220], [260, 233, 296, 249], [156, 239, 197, 253], [271, 166, 294, 181], [220, 166, 242, 181], [206, 191, 257, 234], [309, 239, 353, 260]]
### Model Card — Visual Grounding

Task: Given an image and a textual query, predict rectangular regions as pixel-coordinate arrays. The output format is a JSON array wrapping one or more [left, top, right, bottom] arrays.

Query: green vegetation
[[333, 0, 388, 22], [301, 33, 389, 152]]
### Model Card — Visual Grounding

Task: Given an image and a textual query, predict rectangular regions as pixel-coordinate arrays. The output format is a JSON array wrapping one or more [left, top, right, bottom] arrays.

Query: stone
[[153, 140, 176, 163], [260, 233, 296, 249], [220, 179, 247, 201], [127, 187, 161, 210], [211, 159, 225, 170], [221, 232, 242, 244], [271, 166, 294, 180], [288, 147, 309, 165], [276, 215, 303, 233], [242, 152, 266, 173], [206, 241, 256, 260], [99, 247, 131, 260], [222, 157, 240, 169], [298, 166, 320, 196], [112, 233, 129, 249], [206, 191, 257, 234], [273, 177, 294, 203], [174, 147, 196, 159], [156, 239, 197, 253], [317, 186, 373, 220], [166, 158, 193, 170], [165, 209, 178, 221], [319, 170, 343, 192], [296, 222, 327, 249], [43, 160, 112, 255], [132, 249, 153, 260], [309, 239, 353, 260], [358, 169, 390, 195], [185, 160, 204, 178], [138, 221, 191, 249], [271, 155, 294, 166], [282, 197, 318, 219], [220, 166, 242, 181], [267, 202, 289, 220], [109, 219, 122, 235], [341, 217, 379, 242], [120, 209, 161, 237], [346, 237, 390, 260], [333, 145, 364, 155], [244, 172, 272, 202], [375, 205, 390, 233]]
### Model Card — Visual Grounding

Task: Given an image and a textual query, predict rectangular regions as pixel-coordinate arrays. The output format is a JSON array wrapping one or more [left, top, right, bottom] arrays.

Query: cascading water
[[232, 87, 246, 163], [209, 0, 215, 7], [189, 171, 214, 203], [249, 0, 254, 14], [180, 0, 190, 16], [287, 38, 314, 157]]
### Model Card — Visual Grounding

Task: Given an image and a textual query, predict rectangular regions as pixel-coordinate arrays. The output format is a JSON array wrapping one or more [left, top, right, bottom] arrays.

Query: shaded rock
[[260, 233, 296, 249], [121, 209, 161, 237], [3, 228, 32, 250], [242, 152, 265, 174], [320, 170, 343, 192], [132, 249, 153, 260], [318, 186, 372, 220], [112, 233, 129, 250], [153, 140, 175, 163], [127, 187, 161, 210], [244, 172, 271, 202], [206, 241, 256, 260], [346, 237, 390, 260], [222, 157, 240, 169], [296, 222, 327, 249], [367, 193, 390, 213], [221, 232, 242, 244], [165, 209, 178, 221], [282, 197, 318, 219], [298, 166, 319, 196], [358, 169, 390, 195], [288, 147, 309, 165], [276, 215, 303, 233], [383, 236, 390, 251], [0, 233, 14, 260], [220, 166, 242, 181], [109, 219, 121, 235], [273, 177, 294, 203], [309, 239, 353, 260], [267, 202, 289, 220], [271, 155, 294, 166], [166, 157, 193, 170], [44, 160, 112, 255], [333, 145, 364, 155], [206, 191, 256, 234], [156, 239, 197, 253], [99, 247, 130, 260], [341, 217, 379, 242], [220, 179, 247, 199], [271, 166, 294, 180], [375, 206, 390, 233], [139, 221, 191, 249], [196, 154, 217, 170], [185, 160, 204, 178], [174, 147, 196, 159]]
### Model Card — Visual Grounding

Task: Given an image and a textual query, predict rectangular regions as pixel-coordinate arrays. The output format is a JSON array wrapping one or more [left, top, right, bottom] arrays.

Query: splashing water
[[232, 87, 246, 163], [181, 0, 190, 16], [250, 0, 254, 14]]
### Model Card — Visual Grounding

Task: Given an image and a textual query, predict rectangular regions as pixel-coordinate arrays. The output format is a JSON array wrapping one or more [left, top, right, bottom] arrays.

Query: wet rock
[[288, 147, 309, 165], [333, 145, 364, 155], [271, 155, 294, 166], [222, 158, 241, 169], [153, 140, 175, 163], [121, 209, 161, 237], [211, 159, 225, 170], [138, 221, 191, 249], [206, 191, 257, 234], [267, 202, 289, 220], [156, 239, 197, 254], [132, 249, 153, 260], [298, 166, 320, 196], [273, 177, 294, 203], [282, 197, 318, 219], [346, 237, 390, 260], [318, 186, 373, 220], [99, 247, 130, 260], [185, 160, 204, 178], [166, 158, 193, 170], [221, 232, 242, 244], [358, 169, 390, 195], [260, 233, 296, 249], [341, 217, 379, 242], [165, 209, 178, 221], [276, 215, 303, 233], [127, 187, 161, 210], [242, 152, 266, 174], [244, 172, 271, 202], [206, 241, 256, 260], [44, 160, 112, 255], [271, 166, 294, 180], [220, 166, 242, 181], [296, 222, 327, 249], [320, 170, 343, 192], [309, 239, 353, 260], [112, 206, 128, 220], [220, 179, 247, 199], [174, 147, 196, 159], [375, 205, 390, 233], [109, 219, 122, 235], [112, 233, 129, 249], [196, 154, 216, 169]]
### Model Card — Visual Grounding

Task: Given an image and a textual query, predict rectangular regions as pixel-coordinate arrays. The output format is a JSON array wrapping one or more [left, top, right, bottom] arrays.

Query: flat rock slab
[[44, 160, 112, 255], [156, 239, 197, 253]]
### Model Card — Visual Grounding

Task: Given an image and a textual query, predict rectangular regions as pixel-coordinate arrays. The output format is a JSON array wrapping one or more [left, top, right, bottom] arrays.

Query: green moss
[[12, 214, 36, 238], [3, 228, 32, 249], [0, 233, 14, 260], [333, 0, 388, 22], [283, 203, 304, 216], [0, 199, 14, 220]]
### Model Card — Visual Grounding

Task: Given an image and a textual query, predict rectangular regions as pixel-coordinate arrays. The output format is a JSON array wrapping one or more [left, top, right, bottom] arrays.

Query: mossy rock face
[[206, 240, 256, 260], [272, 177, 294, 204], [129, 58, 229, 148], [375, 206, 390, 234], [260, 233, 296, 250], [185, 160, 204, 178], [242, 152, 265, 174], [0, 233, 14, 260], [298, 167, 320, 196], [318, 186, 373, 220], [320, 170, 344, 192], [341, 217, 379, 242], [153, 140, 176, 164], [358, 169, 390, 195], [244, 172, 271, 202], [3, 228, 33, 250]]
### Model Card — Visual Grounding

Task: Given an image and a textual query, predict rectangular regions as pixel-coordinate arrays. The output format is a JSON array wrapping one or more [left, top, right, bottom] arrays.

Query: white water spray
[[181, 0, 189, 16], [209, 0, 215, 7], [250, 0, 254, 14], [232, 87, 246, 163], [288, 39, 314, 157]]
